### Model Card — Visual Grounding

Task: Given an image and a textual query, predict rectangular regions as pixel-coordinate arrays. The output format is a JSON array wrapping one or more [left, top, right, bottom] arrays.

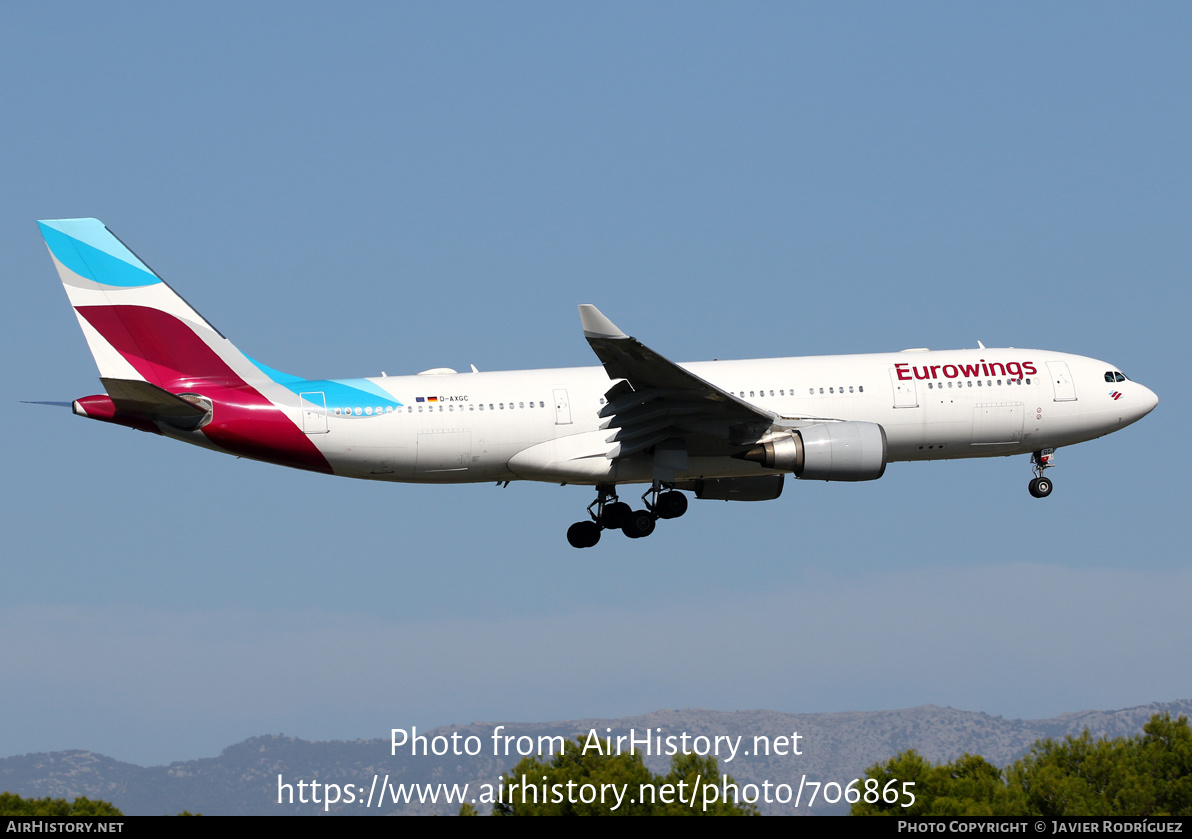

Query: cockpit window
[[1105, 371, 1114, 382], [1115, 372, 1127, 382], [1107, 371, 1128, 382]]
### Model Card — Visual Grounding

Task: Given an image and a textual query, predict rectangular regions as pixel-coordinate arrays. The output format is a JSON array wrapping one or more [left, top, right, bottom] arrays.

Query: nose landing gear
[[566, 481, 687, 547], [1028, 449, 1055, 498]]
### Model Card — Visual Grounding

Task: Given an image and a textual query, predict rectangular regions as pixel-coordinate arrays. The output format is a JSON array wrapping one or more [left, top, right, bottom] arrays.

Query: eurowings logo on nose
[[1109, 391, 1122, 400]]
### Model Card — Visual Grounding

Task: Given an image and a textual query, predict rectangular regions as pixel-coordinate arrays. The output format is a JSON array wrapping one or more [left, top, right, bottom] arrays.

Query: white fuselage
[[197, 347, 1154, 487]]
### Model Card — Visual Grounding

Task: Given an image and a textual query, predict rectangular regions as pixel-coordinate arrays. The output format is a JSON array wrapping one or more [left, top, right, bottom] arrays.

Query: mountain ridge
[[4, 700, 1189, 816]]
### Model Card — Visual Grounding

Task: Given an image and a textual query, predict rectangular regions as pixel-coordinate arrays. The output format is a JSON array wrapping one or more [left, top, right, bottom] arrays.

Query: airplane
[[36, 218, 1158, 548]]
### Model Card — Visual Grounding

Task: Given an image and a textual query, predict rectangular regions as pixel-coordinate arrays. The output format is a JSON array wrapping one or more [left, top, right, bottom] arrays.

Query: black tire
[[655, 491, 688, 520], [1028, 476, 1053, 498], [621, 510, 656, 539], [600, 501, 631, 529], [567, 520, 601, 548]]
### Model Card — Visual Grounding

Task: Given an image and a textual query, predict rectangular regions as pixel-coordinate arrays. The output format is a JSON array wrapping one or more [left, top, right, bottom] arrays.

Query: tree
[[1139, 711, 1192, 814], [851, 712, 1192, 817], [0, 793, 123, 816], [491, 737, 758, 816], [1006, 712, 1192, 817], [849, 749, 1016, 816]]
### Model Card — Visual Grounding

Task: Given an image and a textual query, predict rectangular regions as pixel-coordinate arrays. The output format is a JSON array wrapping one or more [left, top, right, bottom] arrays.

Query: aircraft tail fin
[[37, 218, 274, 391]]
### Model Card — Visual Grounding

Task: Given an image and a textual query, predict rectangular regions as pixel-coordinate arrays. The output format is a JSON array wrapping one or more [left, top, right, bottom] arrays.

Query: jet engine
[[740, 421, 887, 481]]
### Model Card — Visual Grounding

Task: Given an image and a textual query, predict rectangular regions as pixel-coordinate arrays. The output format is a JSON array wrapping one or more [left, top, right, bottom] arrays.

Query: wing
[[578, 305, 779, 464]]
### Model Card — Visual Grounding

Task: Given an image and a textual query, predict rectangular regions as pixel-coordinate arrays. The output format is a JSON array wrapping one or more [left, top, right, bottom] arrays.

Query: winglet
[[578, 304, 628, 340]]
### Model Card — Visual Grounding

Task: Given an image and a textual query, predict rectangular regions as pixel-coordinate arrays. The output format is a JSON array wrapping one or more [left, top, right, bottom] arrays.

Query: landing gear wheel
[[655, 491, 688, 520], [1028, 477, 1053, 498], [600, 501, 631, 529], [622, 510, 656, 539], [567, 520, 601, 548]]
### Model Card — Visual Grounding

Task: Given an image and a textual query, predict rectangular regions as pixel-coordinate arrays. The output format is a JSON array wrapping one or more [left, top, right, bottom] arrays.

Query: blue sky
[[2, 2, 1189, 767]]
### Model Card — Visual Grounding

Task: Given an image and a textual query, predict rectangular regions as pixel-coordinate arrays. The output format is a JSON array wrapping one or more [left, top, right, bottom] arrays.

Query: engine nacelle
[[742, 422, 887, 482]]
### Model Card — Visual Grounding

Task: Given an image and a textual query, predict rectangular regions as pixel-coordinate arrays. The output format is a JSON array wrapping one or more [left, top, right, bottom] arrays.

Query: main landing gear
[[566, 482, 688, 548], [1028, 448, 1055, 498]]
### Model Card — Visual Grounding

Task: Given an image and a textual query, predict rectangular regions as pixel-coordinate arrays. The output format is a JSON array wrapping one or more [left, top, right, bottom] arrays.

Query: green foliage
[[1007, 712, 1192, 817], [851, 712, 1192, 817], [659, 751, 758, 816], [458, 801, 480, 816], [1141, 712, 1192, 814], [0, 792, 123, 816], [492, 737, 758, 816], [849, 749, 1014, 816]]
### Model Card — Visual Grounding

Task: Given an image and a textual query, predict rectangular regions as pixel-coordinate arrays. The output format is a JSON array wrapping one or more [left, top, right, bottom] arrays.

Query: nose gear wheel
[[1028, 449, 1056, 498]]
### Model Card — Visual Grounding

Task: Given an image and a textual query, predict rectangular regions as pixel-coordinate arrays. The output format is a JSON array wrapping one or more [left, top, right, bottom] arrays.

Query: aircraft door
[[553, 388, 572, 425], [299, 392, 329, 433], [1047, 361, 1077, 402], [889, 369, 918, 408]]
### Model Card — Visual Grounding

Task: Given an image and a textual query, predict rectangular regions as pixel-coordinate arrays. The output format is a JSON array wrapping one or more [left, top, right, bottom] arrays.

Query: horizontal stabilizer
[[100, 378, 211, 426]]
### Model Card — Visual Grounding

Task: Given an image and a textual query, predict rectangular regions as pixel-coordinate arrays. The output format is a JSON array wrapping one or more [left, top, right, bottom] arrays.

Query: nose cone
[[1139, 384, 1159, 416], [1125, 383, 1158, 425]]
